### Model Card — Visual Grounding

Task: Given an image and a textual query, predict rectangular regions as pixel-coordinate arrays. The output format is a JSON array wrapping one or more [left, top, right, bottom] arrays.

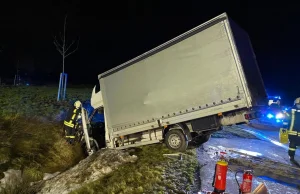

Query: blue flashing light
[[276, 119, 281, 123], [267, 113, 274, 119]]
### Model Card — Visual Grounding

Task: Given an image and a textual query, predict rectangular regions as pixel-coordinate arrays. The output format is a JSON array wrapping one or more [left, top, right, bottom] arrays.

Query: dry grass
[[71, 144, 173, 194], [0, 86, 200, 193], [0, 86, 91, 119], [71, 145, 199, 194], [0, 116, 85, 176], [0, 86, 88, 193]]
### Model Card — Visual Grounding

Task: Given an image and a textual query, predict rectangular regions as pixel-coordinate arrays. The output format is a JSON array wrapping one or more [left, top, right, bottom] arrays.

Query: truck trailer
[[86, 13, 267, 152]]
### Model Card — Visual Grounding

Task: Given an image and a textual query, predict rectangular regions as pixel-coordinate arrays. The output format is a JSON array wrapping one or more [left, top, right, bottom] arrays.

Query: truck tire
[[189, 134, 211, 148], [202, 134, 211, 143], [165, 129, 188, 152]]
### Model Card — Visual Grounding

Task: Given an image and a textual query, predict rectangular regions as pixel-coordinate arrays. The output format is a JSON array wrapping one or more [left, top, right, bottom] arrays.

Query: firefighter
[[64, 100, 82, 144], [283, 97, 300, 162]]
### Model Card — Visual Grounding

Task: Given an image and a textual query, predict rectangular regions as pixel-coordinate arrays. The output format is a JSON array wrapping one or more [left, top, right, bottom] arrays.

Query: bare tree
[[53, 15, 79, 73]]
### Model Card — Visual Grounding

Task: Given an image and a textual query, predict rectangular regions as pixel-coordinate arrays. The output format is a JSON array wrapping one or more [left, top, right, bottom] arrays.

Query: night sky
[[0, 1, 299, 103]]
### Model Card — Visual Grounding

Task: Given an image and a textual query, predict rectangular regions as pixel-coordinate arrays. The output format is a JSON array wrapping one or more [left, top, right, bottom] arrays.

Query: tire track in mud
[[225, 125, 300, 189], [228, 150, 300, 185], [197, 144, 300, 193], [198, 125, 300, 193]]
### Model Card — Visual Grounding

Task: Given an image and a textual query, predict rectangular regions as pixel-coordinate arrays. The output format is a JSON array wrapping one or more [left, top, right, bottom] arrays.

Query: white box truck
[[86, 13, 266, 152]]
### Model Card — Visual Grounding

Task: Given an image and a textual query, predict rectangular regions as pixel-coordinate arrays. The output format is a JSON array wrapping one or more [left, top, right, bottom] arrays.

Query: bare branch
[[65, 37, 79, 58], [53, 36, 62, 48], [59, 32, 64, 42], [53, 36, 63, 55], [54, 41, 63, 55], [65, 40, 75, 53], [63, 15, 67, 48], [53, 14, 79, 73]]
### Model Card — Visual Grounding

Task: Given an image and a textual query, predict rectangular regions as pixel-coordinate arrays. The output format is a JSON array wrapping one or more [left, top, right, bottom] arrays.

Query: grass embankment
[[0, 86, 91, 119], [0, 86, 90, 193], [0, 86, 200, 194], [72, 145, 199, 194]]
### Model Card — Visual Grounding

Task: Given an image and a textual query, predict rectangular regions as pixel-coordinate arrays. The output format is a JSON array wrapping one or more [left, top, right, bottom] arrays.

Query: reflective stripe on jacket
[[284, 108, 300, 136], [64, 108, 80, 128]]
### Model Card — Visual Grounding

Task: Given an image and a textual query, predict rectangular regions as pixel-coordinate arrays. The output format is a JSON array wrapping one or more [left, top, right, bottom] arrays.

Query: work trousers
[[288, 135, 300, 157], [64, 125, 76, 144]]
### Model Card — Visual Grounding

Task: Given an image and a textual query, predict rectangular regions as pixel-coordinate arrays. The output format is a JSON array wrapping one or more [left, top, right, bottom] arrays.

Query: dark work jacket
[[283, 107, 300, 137], [64, 108, 81, 128]]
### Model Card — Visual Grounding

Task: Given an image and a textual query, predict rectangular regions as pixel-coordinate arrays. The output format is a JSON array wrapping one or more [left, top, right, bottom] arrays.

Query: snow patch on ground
[[197, 134, 300, 194]]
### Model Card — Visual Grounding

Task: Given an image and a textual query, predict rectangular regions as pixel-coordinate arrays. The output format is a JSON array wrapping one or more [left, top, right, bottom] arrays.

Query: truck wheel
[[165, 129, 188, 152], [202, 134, 211, 143], [189, 134, 211, 148]]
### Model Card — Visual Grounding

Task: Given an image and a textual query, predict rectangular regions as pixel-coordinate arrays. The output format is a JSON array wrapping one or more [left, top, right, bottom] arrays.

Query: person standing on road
[[63, 100, 82, 144], [283, 97, 300, 162]]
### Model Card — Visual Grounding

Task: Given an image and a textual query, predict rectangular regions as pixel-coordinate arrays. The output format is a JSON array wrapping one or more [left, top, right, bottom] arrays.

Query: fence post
[[63, 73, 68, 100], [57, 73, 63, 101]]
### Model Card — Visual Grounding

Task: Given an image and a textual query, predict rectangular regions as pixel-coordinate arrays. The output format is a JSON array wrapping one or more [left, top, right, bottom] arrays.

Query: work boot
[[290, 158, 300, 167], [289, 155, 295, 161], [69, 139, 75, 145]]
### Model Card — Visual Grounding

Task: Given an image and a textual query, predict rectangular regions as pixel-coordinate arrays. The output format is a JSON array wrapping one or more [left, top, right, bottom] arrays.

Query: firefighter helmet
[[74, 100, 82, 109], [294, 97, 300, 105]]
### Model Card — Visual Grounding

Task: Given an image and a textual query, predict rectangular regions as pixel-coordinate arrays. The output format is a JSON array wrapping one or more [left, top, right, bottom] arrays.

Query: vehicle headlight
[[276, 113, 284, 119]]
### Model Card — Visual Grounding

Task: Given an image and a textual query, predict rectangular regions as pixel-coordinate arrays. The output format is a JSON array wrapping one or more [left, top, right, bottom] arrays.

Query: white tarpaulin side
[[100, 19, 245, 131]]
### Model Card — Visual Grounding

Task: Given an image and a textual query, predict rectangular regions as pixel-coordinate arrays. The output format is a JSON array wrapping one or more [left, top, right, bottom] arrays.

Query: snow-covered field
[[196, 124, 300, 194]]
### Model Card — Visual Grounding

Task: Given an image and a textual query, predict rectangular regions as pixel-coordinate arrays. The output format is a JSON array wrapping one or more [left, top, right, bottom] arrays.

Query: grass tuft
[[71, 144, 174, 194], [0, 116, 85, 194], [72, 145, 199, 194]]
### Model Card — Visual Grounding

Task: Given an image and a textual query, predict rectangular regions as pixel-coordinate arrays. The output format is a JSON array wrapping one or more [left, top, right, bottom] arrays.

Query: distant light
[[275, 113, 284, 119], [26, 83, 29, 86], [267, 113, 274, 119]]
